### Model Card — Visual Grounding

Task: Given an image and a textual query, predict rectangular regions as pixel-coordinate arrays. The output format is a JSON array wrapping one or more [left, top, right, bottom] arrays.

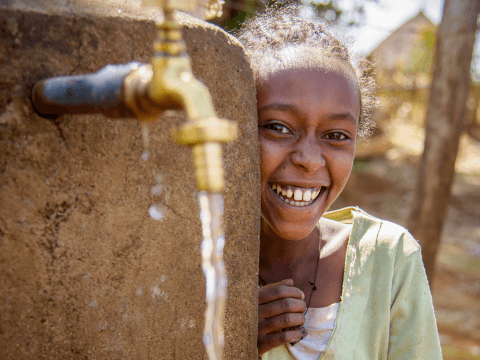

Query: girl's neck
[[259, 220, 321, 278]]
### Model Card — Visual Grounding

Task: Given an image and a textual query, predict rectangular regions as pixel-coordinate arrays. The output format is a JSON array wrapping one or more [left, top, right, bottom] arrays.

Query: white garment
[[286, 303, 340, 360]]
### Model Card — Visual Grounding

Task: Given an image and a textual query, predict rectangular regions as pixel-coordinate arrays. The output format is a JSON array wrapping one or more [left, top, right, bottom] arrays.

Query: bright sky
[[336, 0, 479, 78], [339, 0, 443, 54]]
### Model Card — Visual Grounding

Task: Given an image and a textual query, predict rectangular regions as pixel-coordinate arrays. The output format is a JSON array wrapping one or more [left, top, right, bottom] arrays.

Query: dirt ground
[[332, 152, 480, 359]]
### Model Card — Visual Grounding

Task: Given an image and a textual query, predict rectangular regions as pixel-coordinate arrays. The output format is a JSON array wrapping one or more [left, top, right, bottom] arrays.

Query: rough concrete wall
[[0, 5, 260, 360]]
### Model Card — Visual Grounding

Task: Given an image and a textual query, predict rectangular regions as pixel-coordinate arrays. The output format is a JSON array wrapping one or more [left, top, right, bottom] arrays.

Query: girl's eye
[[264, 123, 292, 135], [325, 132, 348, 140]]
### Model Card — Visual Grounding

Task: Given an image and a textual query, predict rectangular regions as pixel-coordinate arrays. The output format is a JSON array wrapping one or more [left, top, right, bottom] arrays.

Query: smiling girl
[[238, 5, 442, 360]]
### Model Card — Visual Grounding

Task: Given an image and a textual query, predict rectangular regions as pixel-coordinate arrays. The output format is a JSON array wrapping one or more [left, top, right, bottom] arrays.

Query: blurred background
[[209, 0, 480, 358]]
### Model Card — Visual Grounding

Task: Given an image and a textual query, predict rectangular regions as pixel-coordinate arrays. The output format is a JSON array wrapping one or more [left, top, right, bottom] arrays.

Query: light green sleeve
[[259, 344, 291, 360], [388, 242, 442, 359], [259, 209, 443, 360]]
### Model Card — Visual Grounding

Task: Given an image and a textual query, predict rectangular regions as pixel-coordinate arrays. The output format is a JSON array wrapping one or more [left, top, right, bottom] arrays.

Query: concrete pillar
[[0, 2, 260, 359]]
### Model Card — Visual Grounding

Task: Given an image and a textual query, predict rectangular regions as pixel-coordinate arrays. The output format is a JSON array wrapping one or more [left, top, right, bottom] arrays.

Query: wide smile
[[269, 183, 327, 207]]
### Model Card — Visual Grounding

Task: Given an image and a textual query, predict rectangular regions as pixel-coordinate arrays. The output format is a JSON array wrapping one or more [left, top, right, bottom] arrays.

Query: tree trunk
[[407, 0, 479, 285]]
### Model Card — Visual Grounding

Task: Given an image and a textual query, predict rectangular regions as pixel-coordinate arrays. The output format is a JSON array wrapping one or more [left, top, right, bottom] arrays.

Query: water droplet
[[117, 9, 122, 13], [140, 123, 150, 160], [141, 123, 149, 147], [215, 196, 224, 214], [151, 184, 163, 196], [148, 204, 164, 221], [154, 173, 164, 184], [141, 149, 150, 161], [217, 236, 225, 251], [89, 300, 99, 309]]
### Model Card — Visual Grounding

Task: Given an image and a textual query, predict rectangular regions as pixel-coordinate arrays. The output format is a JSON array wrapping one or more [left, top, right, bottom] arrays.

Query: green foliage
[[225, 0, 258, 32], [302, 1, 343, 22], [223, 0, 354, 33]]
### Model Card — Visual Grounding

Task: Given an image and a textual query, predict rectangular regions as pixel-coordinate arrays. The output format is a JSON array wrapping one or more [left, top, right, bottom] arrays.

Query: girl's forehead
[[255, 47, 357, 78], [255, 51, 360, 94], [258, 65, 360, 101], [256, 65, 361, 123]]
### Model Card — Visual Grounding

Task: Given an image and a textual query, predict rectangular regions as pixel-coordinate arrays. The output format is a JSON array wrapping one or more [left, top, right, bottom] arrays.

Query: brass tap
[[119, 3, 236, 192], [32, 0, 236, 192]]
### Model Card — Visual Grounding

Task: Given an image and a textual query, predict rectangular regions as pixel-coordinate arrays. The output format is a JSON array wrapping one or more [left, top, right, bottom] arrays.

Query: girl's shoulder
[[323, 206, 421, 262]]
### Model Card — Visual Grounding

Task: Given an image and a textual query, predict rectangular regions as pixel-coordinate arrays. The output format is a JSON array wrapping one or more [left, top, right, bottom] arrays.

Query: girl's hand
[[258, 279, 308, 356]]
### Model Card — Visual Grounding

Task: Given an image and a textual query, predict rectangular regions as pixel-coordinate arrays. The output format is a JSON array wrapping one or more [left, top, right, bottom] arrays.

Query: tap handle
[[32, 62, 144, 118], [143, 0, 223, 20]]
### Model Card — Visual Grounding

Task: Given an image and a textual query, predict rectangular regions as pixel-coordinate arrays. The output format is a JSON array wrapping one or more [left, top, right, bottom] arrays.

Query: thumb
[[261, 278, 294, 289], [278, 278, 294, 286]]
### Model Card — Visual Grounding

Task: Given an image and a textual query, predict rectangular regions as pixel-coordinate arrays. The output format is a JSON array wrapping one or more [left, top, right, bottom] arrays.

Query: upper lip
[[268, 181, 329, 189]]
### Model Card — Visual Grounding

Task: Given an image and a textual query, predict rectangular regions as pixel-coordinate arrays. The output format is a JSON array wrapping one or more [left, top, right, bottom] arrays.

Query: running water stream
[[198, 191, 227, 360], [141, 124, 227, 360]]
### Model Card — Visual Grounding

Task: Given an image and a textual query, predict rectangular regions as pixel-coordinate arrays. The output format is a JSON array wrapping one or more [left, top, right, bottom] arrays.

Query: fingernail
[[291, 327, 308, 346], [290, 339, 302, 346], [301, 291, 305, 300], [300, 327, 308, 338]]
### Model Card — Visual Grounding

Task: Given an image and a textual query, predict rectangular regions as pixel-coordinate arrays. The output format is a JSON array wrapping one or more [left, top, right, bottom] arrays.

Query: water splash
[[151, 173, 164, 195], [148, 204, 164, 221]]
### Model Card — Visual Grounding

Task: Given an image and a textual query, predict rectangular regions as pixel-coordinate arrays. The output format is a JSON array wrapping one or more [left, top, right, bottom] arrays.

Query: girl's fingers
[[258, 312, 305, 337], [261, 278, 294, 288], [258, 297, 306, 321], [257, 279, 307, 354], [259, 280, 305, 305], [258, 327, 308, 357]]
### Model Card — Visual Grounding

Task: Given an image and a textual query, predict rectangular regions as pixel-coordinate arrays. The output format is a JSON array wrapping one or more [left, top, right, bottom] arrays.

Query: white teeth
[[294, 189, 303, 201], [271, 184, 324, 207], [303, 190, 312, 201]]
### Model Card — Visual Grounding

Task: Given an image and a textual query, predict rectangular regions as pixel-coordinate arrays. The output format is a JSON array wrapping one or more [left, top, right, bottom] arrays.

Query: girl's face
[[257, 66, 360, 241]]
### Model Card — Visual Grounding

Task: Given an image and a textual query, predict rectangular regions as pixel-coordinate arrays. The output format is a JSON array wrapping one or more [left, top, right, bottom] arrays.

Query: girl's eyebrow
[[258, 103, 298, 114], [326, 113, 358, 125], [258, 103, 358, 125]]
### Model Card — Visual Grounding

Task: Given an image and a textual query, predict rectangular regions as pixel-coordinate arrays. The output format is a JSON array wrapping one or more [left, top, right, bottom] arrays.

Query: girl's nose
[[290, 136, 326, 172]]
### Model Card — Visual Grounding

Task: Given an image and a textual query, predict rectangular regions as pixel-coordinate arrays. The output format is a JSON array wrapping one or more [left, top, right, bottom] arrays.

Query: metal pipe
[[32, 62, 145, 118]]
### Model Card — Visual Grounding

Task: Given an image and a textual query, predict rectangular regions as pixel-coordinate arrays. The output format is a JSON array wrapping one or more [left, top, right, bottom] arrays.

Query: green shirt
[[261, 207, 442, 360]]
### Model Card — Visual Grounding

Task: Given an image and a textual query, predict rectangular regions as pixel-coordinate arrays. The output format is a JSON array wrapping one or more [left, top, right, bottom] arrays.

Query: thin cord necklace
[[258, 234, 322, 311]]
